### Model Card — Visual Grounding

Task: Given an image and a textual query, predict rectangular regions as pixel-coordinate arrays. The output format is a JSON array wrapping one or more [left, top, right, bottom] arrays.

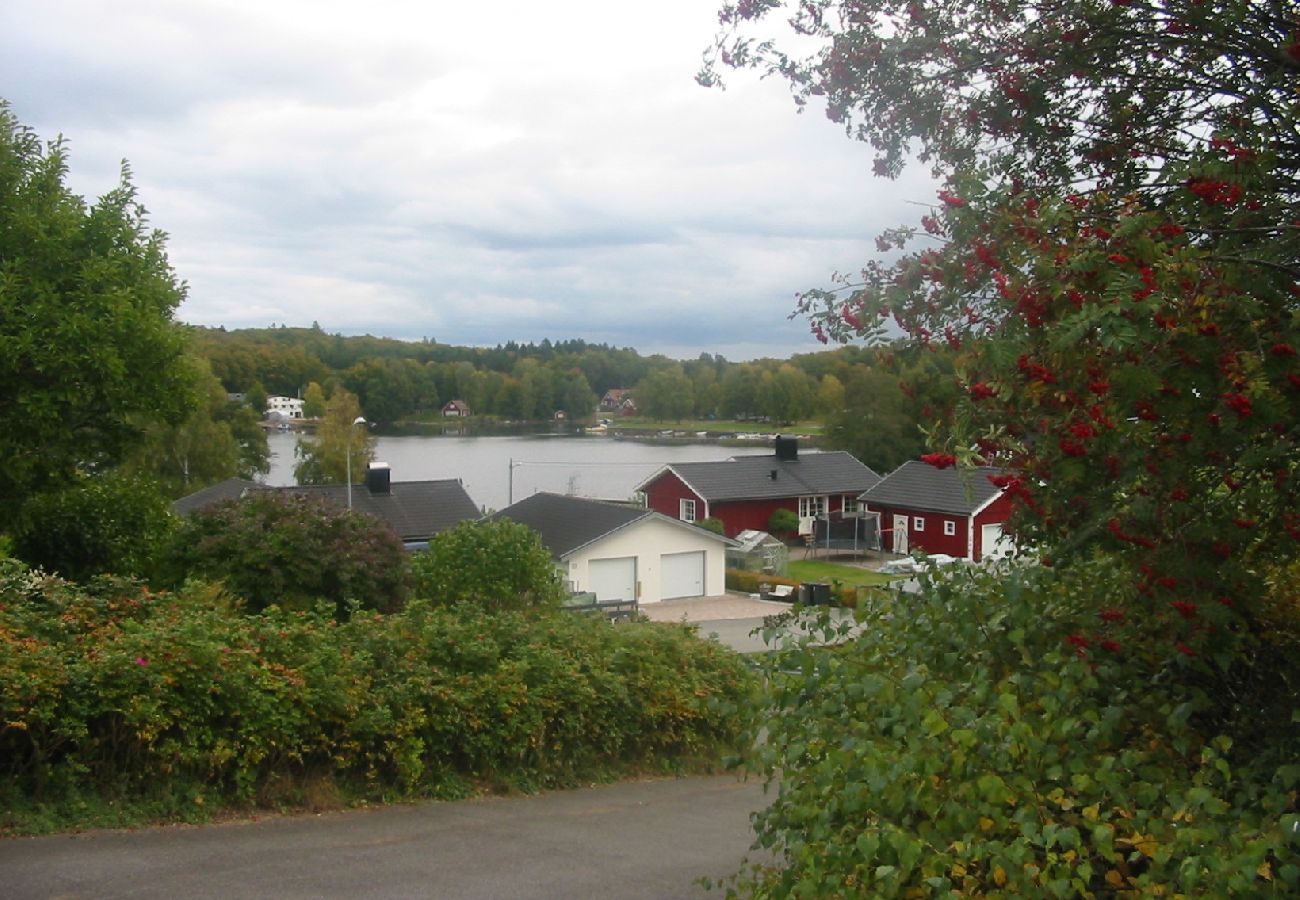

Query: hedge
[[0, 561, 756, 833], [725, 568, 860, 607]]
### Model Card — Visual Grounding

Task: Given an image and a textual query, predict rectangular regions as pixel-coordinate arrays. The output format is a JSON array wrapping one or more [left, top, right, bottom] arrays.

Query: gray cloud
[[2, 0, 934, 361]]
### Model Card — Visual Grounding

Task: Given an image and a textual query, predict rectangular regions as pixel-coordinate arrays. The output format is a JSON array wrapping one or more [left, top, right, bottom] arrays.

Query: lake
[[263, 431, 773, 513]]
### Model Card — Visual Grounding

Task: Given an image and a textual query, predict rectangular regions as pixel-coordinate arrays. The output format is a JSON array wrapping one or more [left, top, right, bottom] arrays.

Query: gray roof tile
[[490, 492, 652, 558], [650, 450, 881, 502], [861, 460, 1007, 515], [492, 492, 730, 559], [170, 478, 265, 515], [173, 477, 480, 542]]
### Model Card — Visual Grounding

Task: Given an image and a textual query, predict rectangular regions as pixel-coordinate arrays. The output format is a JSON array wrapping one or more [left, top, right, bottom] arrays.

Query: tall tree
[[757, 364, 815, 424], [556, 369, 596, 420], [708, 5, 1299, 895], [637, 366, 695, 421], [293, 389, 374, 486], [0, 103, 193, 530], [123, 355, 270, 497], [720, 363, 761, 418], [707, 0, 1300, 644], [301, 381, 327, 419]]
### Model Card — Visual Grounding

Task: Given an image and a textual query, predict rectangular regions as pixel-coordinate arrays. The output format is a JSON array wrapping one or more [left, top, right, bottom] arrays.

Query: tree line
[[196, 325, 955, 469]]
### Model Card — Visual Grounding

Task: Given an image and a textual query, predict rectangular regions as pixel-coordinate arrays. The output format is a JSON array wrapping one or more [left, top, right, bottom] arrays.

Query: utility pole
[[346, 416, 366, 509]]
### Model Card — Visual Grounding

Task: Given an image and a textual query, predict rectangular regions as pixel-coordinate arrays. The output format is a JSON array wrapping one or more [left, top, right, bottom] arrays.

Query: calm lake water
[[264, 431, 772, 513]]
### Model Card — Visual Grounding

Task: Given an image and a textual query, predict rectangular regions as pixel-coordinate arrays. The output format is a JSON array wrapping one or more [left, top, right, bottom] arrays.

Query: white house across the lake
[[266, 396, 305, 419]]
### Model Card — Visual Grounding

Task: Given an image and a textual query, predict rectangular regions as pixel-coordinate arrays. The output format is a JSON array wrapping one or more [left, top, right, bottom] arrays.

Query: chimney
[[366, 462, 391, 495], [774, 435, 798, 462]]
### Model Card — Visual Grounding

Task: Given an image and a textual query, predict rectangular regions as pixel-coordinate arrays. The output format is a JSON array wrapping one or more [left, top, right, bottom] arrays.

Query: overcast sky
[[3, 0, 932, 361]]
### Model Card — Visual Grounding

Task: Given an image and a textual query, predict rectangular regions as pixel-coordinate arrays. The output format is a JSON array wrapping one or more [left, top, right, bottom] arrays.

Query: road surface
[[0, 775, 772, 899]]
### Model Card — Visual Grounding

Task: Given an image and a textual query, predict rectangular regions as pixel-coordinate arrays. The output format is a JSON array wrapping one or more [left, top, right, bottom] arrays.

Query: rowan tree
[[705, 0, 1300, 653], [706, 6, 1299, 893]]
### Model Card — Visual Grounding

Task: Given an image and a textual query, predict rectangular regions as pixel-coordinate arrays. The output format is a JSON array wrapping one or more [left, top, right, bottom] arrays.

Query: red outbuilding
[[860, 460, 1016, 562]]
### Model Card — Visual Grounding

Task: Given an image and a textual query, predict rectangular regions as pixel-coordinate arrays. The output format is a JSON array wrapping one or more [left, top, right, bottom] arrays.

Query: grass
[[787, 560, 901, 588], [611, 418, 825, 435]]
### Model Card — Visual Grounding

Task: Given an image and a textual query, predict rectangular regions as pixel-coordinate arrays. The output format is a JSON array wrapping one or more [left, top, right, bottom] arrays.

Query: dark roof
[[860, 460, 1007, 515], [490, 493, 650, 558], [643, 450, 881, 503], [172, 477, 480, 543], [170, 478, 265, 515], [491, 492, 728, 559]]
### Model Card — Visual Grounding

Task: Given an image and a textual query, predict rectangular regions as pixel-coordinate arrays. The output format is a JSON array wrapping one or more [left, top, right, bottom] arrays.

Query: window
[[842, 496, 860, 515], [913, 516, 926, 532], [943, 520, 956, 536], [799, 496, 827, 518], [679, 498, 696, 523]]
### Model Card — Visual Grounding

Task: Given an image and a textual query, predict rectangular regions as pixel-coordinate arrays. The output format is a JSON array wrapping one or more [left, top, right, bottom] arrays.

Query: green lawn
[[787, 560, 900, 587], [612, 418, 824, 435]]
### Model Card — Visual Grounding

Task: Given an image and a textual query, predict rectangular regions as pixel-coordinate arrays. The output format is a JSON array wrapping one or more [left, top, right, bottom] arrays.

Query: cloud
[[2, 0, 934, 360]]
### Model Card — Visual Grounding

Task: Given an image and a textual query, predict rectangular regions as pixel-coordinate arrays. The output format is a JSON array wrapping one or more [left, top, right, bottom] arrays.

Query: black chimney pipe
[[366, 462, 391, 495]]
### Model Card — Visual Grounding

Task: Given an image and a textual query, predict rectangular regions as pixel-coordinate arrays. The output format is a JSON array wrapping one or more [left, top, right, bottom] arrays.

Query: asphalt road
[[0, 775, 771, 900]]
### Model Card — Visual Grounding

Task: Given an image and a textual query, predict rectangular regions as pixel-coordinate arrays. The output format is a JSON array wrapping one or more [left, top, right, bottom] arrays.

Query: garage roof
[[492, 492, 730, 559]]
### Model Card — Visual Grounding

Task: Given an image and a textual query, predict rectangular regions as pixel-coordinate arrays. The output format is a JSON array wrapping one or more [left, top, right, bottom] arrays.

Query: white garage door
[[589, 556, 637, 602], [661, 550, 706, 601], [981, 523, 1014, 560]]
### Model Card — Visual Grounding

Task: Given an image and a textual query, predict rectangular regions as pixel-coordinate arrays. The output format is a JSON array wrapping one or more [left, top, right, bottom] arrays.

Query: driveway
[[0, 775, 771, 900], [639, 593, 793, 625], [641, 593, 857, 654]]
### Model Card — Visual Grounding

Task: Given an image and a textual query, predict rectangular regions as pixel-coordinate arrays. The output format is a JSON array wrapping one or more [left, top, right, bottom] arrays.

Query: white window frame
[[799, 496, 827, 519], [842, 496, 860, 515], [679, 498, 696, 523], [913, 516, 926, 532], [943, 520, 956, 536]]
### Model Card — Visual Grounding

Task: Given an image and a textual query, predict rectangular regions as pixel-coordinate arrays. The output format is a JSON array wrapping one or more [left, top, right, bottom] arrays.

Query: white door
[[589, 556, 637, 602], [661, 551, 706, 601], [981, 523, 1014, 560], [893, 515, 909, 554]]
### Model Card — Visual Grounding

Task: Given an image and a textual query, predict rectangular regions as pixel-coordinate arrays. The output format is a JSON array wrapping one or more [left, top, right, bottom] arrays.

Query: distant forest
[[193, 324, 958, 472]]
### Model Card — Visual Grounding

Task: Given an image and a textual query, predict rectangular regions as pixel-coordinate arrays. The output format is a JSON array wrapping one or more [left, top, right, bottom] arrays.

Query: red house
[[636, 437, 881, 538], [599, 389, 637, 416], [860, 460, 1015, 562]]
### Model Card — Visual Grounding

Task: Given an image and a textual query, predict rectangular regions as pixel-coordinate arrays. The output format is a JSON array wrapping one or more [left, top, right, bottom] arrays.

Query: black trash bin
[[799, 582, 831, 606]]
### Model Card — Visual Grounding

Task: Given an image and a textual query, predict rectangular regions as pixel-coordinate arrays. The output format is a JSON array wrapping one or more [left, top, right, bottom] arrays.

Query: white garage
[[660, 550, 706, 600], [589, 556, 638, 602], [981, 523, 1015, 560], [492, 493, 732, 604]]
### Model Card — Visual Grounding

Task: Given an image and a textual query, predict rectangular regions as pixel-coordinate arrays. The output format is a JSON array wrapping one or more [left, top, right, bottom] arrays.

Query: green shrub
[[159, 491, 409, 617], [410, 519, 565, 612], [697, 517, 726, 535], [13, 472, 173, 582], [768, 508, 798, 535], [726, 559, 1299, 897], [0, 560, 755, 833]]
